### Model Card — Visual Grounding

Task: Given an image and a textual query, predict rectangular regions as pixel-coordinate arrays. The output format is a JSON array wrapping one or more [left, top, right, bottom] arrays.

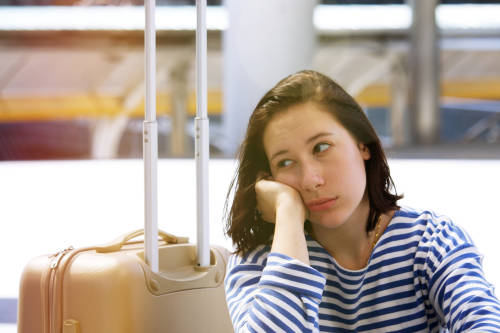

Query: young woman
[[223, 70, 500, 332]]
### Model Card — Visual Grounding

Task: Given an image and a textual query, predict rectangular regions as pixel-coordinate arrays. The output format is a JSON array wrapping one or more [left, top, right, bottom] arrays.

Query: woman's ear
[[358, 143, 371, 160]]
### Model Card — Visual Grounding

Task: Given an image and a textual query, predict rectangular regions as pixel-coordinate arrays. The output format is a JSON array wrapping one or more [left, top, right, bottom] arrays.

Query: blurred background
[[1, 0, 500, 331], [1, 0, 499, 159]]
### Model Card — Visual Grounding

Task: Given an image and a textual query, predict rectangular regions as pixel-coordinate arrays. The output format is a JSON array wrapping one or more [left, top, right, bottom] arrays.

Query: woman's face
[[262, 102, 371, 229]]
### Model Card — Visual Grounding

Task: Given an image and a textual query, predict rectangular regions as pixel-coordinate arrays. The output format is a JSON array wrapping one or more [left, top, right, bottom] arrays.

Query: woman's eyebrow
[[270, 149, 288, 163], [270, 132, 333, 163], [306, 132, 333, 144]]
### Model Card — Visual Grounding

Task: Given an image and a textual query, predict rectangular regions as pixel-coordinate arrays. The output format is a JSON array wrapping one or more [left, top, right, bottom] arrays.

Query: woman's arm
[[423, 222, 500, 332], [255, 178, 309, 264], [224, 179, 326, 332], [225, 249, 326, 332]]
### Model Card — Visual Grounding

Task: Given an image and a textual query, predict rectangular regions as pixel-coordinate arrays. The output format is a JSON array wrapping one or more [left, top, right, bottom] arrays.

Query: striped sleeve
[[422, 218, 500, 332], [224, 249, 326, 333]]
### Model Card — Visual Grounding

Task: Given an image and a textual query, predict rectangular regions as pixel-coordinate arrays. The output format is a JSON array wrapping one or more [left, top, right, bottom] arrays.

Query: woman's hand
[[255, 175, 310, 265], [255, 177, 307, 225]]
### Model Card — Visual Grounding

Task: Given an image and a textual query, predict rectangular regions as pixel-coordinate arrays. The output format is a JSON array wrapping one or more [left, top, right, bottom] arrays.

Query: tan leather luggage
[[17, 231, 232, 333], [17, 1, 233, 331]]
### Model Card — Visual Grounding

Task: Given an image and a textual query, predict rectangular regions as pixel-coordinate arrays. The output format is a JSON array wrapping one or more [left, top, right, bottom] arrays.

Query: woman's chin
[[308, 214, 346, 230]]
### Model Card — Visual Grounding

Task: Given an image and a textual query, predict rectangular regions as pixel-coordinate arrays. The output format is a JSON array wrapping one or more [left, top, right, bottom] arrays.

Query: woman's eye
[[277, 159, 293, 168], [313, 142, 331, 154]]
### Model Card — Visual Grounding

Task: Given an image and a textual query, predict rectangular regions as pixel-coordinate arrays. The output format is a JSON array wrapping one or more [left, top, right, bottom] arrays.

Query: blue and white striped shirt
[[225, 207, 500, 332]]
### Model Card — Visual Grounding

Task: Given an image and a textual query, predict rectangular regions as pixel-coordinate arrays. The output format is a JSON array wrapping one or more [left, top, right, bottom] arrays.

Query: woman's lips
[[306, 197, 337, 211]]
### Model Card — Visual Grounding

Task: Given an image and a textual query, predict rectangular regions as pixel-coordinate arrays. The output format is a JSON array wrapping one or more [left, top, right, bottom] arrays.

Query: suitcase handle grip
[[96, 229, 189, 253]]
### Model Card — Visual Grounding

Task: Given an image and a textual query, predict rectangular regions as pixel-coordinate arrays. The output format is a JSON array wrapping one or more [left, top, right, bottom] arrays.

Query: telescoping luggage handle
[[143, 0, 210, 273]]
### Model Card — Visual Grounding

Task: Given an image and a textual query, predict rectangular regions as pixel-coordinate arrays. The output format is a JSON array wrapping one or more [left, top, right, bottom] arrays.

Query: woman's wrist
[[272, 202, 309, 264], [279, 189, 305, 210], [275, 197, 306, 227]]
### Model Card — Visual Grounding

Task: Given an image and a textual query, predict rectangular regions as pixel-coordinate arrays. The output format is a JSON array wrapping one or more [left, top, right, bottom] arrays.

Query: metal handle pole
[[195, 0, 210, 268], [144, 0, 158, 273]]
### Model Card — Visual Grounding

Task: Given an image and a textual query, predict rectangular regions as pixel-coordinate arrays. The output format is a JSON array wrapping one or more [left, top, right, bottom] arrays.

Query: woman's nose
[[301, 163, 324, 192]]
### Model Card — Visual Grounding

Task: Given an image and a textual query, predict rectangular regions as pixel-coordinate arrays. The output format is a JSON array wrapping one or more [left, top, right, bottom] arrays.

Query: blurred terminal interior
[[0, 0, 500, 160]]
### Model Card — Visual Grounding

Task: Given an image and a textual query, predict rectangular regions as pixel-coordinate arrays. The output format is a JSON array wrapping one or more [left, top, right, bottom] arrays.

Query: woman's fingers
[[255, 179, 305, 224], [255, 179, 277, 223]]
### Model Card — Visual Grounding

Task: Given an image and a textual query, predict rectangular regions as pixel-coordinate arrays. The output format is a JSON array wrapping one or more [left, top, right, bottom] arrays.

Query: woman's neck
[[311, 200, 376, 270]]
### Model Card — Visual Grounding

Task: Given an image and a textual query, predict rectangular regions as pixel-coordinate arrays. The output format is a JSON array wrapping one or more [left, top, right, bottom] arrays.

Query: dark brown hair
[[224, 70, 402, 255]]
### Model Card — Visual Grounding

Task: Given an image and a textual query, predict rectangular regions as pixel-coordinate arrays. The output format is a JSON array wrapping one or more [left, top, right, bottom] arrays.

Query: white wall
[[1, 159, 499, 301]]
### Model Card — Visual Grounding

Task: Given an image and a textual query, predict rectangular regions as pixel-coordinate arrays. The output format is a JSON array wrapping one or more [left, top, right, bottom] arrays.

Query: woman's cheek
[[275, 172, 300, 190]]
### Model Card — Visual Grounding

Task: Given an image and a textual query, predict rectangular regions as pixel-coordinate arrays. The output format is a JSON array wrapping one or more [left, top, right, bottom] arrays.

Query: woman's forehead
[[264, 104, 342, 137], [262, 104, 348, 152]]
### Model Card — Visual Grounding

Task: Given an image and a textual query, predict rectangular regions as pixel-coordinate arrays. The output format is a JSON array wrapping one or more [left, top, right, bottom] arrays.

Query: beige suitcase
[[17, 230, 233, 333], [17, 0, 233, 331]]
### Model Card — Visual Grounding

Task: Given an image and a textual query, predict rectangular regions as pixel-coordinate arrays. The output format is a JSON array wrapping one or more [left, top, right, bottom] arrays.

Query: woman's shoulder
[[391, 206, 474, 247]]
